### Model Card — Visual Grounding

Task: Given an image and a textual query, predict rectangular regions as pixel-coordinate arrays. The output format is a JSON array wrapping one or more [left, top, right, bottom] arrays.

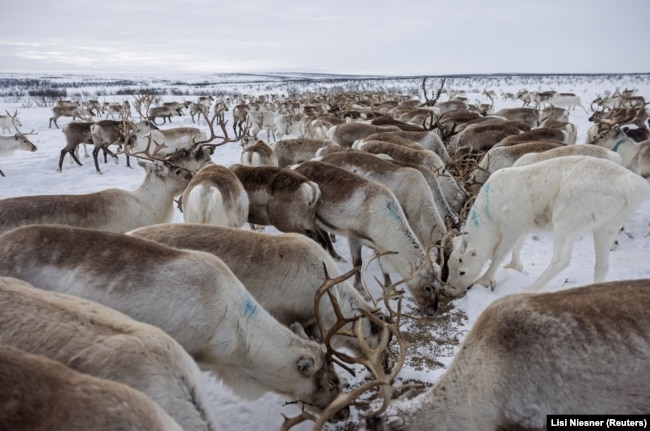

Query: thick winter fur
[[0, 276, 218, 431], [513, 144, 623, 168], [129, 223, 382, 356], [294, 160, 440, 312], [0, 344, 183, 431], [0, 161, 191, 235], [317, 151, 448, 249], [363, 131, 451, 164], [373, 280, 650, 431], [327, 123, 402, 147], [240, 139, 279, 166], [133, 127, 207, 156], [449, 122, 522, 152], [494, 127, 570, 147], [0, 225, 342, 411], [470, 141, 564, 184], [181, 163, 249, 227], [229, 164, 324, 244], [58, 120, 94, 171], [492, 107, 540, 127], [273, 137, 339, 167], [352, 140, 466, 212], [90, 119, 158, 173], [446, 156, 650, 295]]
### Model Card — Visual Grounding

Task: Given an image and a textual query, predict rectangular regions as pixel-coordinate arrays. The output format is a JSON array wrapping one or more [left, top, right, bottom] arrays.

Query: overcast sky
[[1, 0, 648, 76]]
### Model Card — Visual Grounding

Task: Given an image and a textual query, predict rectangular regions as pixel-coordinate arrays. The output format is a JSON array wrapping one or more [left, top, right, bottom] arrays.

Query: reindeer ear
[[297, 356, 316, 377], [290, 322, 310, 339]]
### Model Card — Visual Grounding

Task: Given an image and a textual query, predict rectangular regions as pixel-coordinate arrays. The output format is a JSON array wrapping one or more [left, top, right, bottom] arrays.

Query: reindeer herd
[[0, 77, 649, 430]]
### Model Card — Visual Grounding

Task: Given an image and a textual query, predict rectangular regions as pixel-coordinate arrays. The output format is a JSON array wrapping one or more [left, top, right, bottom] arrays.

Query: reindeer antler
[[282, 254, 421, 430]]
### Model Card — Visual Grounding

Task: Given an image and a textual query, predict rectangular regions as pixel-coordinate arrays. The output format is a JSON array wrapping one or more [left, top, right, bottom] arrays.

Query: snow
[[0, 73, 648, 430]]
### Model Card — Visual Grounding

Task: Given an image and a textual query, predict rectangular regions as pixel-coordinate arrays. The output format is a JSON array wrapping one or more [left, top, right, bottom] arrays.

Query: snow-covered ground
[[1, 73, 648, 430]]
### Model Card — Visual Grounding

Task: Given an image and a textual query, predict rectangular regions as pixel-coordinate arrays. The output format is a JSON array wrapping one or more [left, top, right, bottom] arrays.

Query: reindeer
[[0, 276, 218, 431], [232, 104, 250, 137], [147, 106, 180, 125], [492, 107, 540, 128], [470, 141, 565, 184], [513, 144, 623, 168], [363, 130, 451, 163], [293, 160, 440, 313], [128, 223, 383, 357], [494, 127, 572, 147], [227, 163, 332, 254], [240, 139, 279, 166], [446, 156, 650, 296], [273, 137, 339, 167], [590, 126, 650, 179], [0, 160, 192, 235], [90, 119, 158, 174], [0, 128, 38, 177], [0, 344, 183, 431], [49, 104, 88, 128], [327, 123, 402, 147], [352, 140, 467, 212], [317, 151, 448, 250], [181, 163, 249, 227], [373, 280, 650, 430], [0, 224, 345, 417]]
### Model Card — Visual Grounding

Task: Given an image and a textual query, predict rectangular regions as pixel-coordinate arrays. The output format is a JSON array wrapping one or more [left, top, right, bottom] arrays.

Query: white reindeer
[[0, 276, 218, 431], [0, 344, 183, 431], [446, 156, 650, 296], [0, 224, 345, 416], [0, 160, 192, 235], [128, 223, 383, 356], [374, 280, 650, 430]]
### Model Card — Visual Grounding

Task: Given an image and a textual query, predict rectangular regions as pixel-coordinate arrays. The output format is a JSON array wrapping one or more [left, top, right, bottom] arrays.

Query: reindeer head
[[445, 234, 482, 297]]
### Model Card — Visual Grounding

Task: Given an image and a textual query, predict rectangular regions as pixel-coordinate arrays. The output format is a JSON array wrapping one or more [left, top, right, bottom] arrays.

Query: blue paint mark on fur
[[387, 200, 402, 221], [481, 182, 494, 223], [470, 209, 480, 228], [243, 295, 258, 318]]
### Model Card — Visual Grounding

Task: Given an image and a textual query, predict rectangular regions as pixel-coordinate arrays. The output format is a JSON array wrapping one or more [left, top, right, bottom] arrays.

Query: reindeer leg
[[527, 231, 577, 292]]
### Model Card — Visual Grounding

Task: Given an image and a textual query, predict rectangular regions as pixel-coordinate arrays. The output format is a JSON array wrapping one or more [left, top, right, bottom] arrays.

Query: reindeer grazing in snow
[[293, 160, 440, 313], [317, 151, 448, 250], [0, 344, 183, 431], [227, 163, 332, 254], [128, 223, 383, 357], [0, 276, 218, 431], [49, 104, 89, 128], [372, 279, 650, 430], [0, 224, 345, 417], [446, 156, 650, 296], [0, 160, 192, 235]]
